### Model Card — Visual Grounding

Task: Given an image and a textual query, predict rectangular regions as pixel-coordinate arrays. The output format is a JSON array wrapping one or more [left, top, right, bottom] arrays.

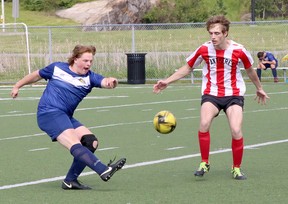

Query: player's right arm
[[11, 70, 43, 98], [153, 64, 192, 93]]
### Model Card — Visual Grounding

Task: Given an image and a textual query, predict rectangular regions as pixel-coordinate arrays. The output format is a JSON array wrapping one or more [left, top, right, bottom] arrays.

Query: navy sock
[[272, 68, 277, 78], [257, 69, 262, 81], [64, 158, 86, 182], [70, 144, 107, 175]]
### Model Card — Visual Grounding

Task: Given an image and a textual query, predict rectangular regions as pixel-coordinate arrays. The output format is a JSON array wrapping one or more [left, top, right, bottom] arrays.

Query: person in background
[[153, 15, 269, 180], [257, 51, 278, 82], [11, 45, 126, 190]]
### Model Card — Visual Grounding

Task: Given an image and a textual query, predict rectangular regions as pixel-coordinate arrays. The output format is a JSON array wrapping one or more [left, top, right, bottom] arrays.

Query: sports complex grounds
[[0, 82, 287, 203], [0, 20, 288, 203]]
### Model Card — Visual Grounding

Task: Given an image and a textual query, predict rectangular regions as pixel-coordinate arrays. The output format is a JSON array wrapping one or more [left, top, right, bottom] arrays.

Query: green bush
[[143, 0, 227, 23]]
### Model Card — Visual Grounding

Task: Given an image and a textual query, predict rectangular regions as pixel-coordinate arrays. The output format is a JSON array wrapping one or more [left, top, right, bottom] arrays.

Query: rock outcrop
[[56, 0, 158, 25]]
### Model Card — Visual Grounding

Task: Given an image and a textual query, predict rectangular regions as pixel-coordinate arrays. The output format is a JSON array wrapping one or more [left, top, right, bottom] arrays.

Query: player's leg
[[257, 62, 265, 81], [63, 126, 97, 189], [198, 102, 219, 161], [226, 103, 246, 180], [38, 111, 126, 189], [57, 129, 126, 183], [38, 112, 109, 177], [270, 64, 278, 82], [57, 129, 107, 172], [194, 97, 219, 177], [74, 126, 126, 183], [37, 112, 96, 189]]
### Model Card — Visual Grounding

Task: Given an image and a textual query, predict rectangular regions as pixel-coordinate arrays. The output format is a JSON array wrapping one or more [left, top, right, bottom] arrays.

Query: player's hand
[[11, 87, 19, 98], [254, 89, 269, 105], [153, 80, 168, 94], [105, 77, 118, 89]]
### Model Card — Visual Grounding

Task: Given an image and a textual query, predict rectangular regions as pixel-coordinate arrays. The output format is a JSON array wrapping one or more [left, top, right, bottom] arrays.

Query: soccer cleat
[[274, 77, 279, 83], [231, 167, 247, 180], [100, 158, 126, 182], [61, 180, 92, 190], [194, 162, 210, 177]]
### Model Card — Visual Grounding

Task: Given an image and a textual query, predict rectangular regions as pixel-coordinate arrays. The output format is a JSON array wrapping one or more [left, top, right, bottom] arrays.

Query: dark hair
[[68, 45, 96, 66], [206, 15, 230, 34], [257, 51, 265, 59]]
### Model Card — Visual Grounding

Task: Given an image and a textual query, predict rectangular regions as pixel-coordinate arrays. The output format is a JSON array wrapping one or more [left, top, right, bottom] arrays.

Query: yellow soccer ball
[[153, 110, 176, 134]]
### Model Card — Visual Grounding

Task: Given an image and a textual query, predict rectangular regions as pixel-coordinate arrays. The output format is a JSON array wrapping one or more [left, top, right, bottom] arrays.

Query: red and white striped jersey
[[186, 40, 254, 97]]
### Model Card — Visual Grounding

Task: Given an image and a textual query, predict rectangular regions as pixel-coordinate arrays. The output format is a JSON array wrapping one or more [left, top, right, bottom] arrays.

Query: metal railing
[[0, 21, 288, 83]]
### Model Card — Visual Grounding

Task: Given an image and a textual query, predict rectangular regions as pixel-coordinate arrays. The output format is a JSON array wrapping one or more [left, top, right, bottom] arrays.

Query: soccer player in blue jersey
[[11, 45, 126, 190], [257, 51, 279, 82]]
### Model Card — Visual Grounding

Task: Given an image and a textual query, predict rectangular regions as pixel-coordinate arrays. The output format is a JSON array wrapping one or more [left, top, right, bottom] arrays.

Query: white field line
[[98, 147, 119, 151], [0, 98, 198, 118], [0, 106, 287, 141], [0, 96, 128, 101], [0, 138, 288, 190], [28, 148, 49, 152], [166, 146, 185, 150], [0, 90, 287, 117]]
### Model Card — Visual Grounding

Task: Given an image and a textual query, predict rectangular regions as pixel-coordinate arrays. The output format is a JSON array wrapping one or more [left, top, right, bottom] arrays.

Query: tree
[[273, 0, 288, 18], [210, 0, 227, 16], [143, 0, 222, 23], [255, 0, 288, 19]]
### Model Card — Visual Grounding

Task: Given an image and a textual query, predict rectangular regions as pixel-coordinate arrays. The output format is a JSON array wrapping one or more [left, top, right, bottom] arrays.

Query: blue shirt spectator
[[257, 51, 278, 82]]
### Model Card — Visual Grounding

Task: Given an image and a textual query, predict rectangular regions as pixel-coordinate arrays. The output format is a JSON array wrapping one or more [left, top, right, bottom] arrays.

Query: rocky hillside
[[56, 0, 158, 25]]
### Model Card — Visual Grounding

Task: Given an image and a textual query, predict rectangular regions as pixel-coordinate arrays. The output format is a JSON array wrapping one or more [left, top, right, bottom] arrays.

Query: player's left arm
[[245, 67, 269, 105], [101, 77, 118, 89]]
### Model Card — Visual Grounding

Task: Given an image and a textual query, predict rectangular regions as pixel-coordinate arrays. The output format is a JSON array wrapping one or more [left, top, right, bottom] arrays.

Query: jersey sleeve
[[186, 45, 205, 68], [240, 48, 254, 69], [89, 72, 105, 88], [39, 62, 59, 80], [267, 53, 276, 61]]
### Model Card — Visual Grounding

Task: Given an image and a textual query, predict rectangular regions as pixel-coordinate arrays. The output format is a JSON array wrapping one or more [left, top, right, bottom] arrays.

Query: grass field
[[3, 2, 77, 26], [0, 82, 287, 203]]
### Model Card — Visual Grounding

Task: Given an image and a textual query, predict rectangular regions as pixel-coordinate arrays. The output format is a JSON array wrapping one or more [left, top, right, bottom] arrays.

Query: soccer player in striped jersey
[[11, 45, 126, 189], [153, 15, 269, 180]]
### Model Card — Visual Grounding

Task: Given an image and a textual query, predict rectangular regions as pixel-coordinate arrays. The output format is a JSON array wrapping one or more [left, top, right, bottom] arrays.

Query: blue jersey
[[38, 62, 104, 116], [264, 52, 278, 67]]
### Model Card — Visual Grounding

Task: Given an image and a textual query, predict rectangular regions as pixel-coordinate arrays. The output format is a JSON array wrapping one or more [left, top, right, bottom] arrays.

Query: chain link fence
[[1, 21, 288, 83]]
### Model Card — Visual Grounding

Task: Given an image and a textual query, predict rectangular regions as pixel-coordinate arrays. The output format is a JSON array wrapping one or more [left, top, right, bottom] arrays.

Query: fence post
[[48, 28, 53, 64], [131, 25, 135, 53]]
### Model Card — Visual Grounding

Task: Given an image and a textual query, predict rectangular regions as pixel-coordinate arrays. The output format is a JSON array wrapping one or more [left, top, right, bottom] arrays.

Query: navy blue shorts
[[37, 111, 83, 141], [201, 95, 244, 114], [263, 63, 278, 70]]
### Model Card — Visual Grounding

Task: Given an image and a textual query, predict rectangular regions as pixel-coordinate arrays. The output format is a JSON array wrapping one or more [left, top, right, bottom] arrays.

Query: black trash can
[[126, 53, 147, 84]]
